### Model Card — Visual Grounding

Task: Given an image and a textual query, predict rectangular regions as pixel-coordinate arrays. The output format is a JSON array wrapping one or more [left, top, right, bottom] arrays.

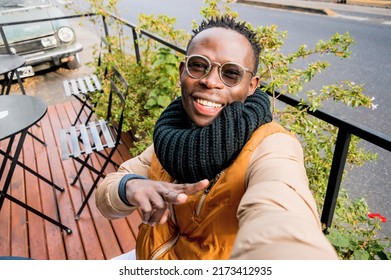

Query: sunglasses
[[184, 54, 254, 87]]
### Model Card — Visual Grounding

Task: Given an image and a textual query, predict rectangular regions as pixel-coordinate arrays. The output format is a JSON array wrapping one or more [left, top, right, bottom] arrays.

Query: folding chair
[[62, 36, 110, 126], [60, 66, 128, 220]]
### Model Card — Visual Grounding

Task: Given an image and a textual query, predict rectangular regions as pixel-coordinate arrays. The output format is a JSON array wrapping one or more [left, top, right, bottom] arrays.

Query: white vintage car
[[0, 0, 83, 78]]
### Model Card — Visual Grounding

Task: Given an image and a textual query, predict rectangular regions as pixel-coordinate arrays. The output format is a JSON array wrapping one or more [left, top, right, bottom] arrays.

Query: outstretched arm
[[230, 133, 338, 260]]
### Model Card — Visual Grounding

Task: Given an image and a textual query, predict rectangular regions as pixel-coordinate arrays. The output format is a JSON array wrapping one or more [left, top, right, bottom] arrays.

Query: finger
[[158, 209, 171, 225], [149, 207, 167, 226], [182, 179, 210, 195], [146, 193, 167, 225], [140, 207, 152, 224], [162, 189, 180, 203], [165, 179, 210, 197], [161, 179, 210, 204], [138, 193, 161, 224], [175, 193, 188, 204]]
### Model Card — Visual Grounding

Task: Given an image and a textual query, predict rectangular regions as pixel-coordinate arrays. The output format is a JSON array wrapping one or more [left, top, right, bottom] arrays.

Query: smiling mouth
[[195, 98, 223, 108]]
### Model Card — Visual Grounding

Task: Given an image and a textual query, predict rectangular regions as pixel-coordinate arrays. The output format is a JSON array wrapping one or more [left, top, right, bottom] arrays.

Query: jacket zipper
[[148, 204, 178, 260], [149, 233, 180, 260], [195, 172, 223, 217]]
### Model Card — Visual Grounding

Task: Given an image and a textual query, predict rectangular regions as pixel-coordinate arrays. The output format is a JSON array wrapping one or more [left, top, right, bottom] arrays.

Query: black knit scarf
[[153, 88, 273, 183]]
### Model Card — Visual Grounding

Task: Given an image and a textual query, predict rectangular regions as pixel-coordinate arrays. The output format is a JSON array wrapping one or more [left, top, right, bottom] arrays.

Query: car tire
[[67, 53, 82, 70]]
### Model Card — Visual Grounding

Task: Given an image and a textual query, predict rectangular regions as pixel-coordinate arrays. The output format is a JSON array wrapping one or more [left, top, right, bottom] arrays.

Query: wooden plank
[[10, 142, 28, 257], [0, 139, 11, 256], [31, 120, 66, 260], [116, 131, 133, 162], [126, 209, 142, 238], [23, 125, 48, 260]]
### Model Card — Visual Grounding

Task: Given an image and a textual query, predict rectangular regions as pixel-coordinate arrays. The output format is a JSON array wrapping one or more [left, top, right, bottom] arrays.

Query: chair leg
[[84, 109, 95, 125], [73, 100, 88, 126], [72, 94, 93, 126], [73, 106, 85, 126], [71, 154, 91, 185], [74, 148, 118, 220], [74, 176, 100, 220], [95, 150, 119, 169]]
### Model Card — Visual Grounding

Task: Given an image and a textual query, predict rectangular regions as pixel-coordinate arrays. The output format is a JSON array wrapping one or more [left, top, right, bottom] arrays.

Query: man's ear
[[179, 61, 185, 78], [247, 75, 260, 96]]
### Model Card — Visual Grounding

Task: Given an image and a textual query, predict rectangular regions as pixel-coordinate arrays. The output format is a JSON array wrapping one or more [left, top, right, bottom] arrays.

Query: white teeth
[[196, 98, 222, 108]]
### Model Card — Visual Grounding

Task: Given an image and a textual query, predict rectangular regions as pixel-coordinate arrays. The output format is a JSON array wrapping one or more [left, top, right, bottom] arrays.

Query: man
[[95, 16, 338, 260]]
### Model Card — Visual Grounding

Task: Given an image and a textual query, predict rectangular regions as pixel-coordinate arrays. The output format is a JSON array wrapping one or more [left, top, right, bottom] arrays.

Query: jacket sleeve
[[95, 144, 154, 219], [230, 133, 338, 259]]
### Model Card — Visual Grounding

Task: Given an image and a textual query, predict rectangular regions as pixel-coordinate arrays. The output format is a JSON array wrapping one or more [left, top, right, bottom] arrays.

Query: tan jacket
[[96, 122, 338, 259]]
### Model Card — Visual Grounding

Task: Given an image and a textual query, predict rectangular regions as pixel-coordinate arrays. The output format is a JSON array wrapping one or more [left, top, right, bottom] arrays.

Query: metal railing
[[265, 90, 391, 232], [2, 12, 390, 233]]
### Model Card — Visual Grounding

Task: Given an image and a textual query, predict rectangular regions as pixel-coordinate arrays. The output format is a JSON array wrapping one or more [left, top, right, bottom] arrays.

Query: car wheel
[[67, 53, 82, 70]]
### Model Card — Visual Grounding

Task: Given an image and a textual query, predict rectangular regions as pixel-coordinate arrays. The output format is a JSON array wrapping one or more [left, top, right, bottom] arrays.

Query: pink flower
[[368, 213, 387, 223]]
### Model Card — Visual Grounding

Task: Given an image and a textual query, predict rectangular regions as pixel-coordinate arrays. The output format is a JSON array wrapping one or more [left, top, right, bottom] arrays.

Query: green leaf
[[144, 98, 157, 109], [353, 250, 370, 260], [157, 95, 170, 107], [329, 232, 350, 248]]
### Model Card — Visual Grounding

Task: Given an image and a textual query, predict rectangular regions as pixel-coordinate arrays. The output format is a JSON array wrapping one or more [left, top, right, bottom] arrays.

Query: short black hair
[[187, 16, 261, 72]]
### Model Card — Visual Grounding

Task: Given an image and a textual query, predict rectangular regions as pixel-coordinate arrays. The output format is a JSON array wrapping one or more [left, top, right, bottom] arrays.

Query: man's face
[[179, 28, 259, 127]]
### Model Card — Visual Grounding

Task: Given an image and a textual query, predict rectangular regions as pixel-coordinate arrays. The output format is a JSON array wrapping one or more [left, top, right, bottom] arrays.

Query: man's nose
[[200, 66, 224, 89]]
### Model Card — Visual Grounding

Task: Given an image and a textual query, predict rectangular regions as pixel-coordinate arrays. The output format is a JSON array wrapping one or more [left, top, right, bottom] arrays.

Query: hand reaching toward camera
[[125, 178, 210, 226]]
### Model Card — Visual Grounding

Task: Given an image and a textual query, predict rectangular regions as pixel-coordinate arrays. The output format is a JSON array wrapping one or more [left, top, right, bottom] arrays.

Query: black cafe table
[[0, 95, 71, 234], [0, 54, 45, 145], [0, 54, 27, 95]]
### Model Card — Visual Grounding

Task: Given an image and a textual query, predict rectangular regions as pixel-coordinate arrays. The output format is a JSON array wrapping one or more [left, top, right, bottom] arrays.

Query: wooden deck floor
[[0, 100, 142, 260]]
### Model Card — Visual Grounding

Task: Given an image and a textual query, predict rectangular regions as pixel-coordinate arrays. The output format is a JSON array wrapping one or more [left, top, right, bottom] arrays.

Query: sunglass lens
[[221, 63, 244, 86], [187, 56, 209, 78]]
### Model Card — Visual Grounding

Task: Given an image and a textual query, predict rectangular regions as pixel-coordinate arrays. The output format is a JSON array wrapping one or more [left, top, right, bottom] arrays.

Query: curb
[[237, 0, 337, 16], [347, 0, 391, 9]]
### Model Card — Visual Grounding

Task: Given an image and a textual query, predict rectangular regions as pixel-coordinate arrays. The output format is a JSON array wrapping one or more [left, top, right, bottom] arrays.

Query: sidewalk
[[237, 0, 391, 16]]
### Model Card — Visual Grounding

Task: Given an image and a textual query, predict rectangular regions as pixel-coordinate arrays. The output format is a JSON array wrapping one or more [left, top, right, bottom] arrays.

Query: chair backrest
[[106, 66, 128, 145]]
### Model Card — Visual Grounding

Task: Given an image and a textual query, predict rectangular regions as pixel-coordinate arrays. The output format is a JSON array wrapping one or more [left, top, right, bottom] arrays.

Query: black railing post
[[0, 26, 12, 54], [101, 15, 112, 55], [102, 15, 110, 38], [132, 28, 141, 64], [321, 127, 352, 233]]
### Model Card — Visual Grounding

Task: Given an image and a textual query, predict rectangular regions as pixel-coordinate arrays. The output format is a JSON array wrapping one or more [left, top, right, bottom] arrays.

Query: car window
[[0, 0, 51, 10]]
